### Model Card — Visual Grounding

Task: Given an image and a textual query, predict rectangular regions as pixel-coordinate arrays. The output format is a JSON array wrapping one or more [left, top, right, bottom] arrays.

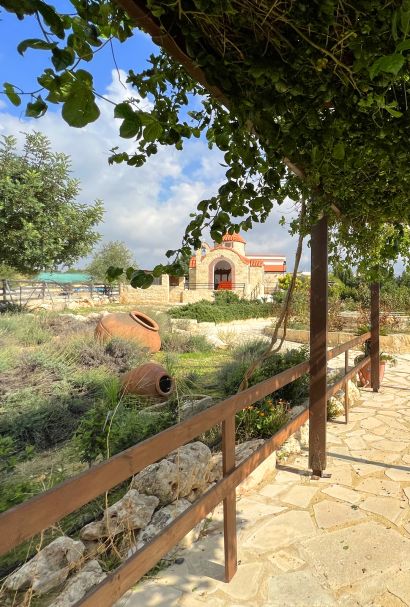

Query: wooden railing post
[[344, 350, 349, 424], [309, 215, 328, 476], [371, 282, 380, 392], [2, 279, 6, 302], [222, 414, 237, 582]]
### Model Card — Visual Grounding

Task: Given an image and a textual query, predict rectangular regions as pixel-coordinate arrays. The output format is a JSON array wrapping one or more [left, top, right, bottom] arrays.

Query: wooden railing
[[184, 282, 246, 292], [327, 331, 371, 424], [0, 332, 371, 607]]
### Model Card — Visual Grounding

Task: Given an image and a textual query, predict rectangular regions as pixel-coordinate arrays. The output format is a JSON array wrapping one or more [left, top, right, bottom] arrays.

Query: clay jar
[[121, 363, 174, 399], [358, 360, 386, 387], [95, 311, 161, 353]]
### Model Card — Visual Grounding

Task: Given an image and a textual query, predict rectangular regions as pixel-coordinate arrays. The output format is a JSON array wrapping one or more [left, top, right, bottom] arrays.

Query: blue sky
[[0, 5, 304, 270]]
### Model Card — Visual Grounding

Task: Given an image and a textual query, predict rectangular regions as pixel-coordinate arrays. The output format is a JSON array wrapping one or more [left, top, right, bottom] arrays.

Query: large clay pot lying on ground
[[358, 361, 386, 387], [95, 311, 161, 353], [121, 363, 174, 398]]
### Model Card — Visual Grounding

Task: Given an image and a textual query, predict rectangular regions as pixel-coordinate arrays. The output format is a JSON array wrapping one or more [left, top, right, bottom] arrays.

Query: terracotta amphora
[[95, 311, 161, 353], [358, 361, 386, 387], [121, 362, 174, 398]]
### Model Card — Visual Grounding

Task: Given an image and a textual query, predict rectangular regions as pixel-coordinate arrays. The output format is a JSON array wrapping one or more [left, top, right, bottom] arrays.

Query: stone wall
[[119, 276, 171, 305], [264, 273, 281, 293], [181, 289, 215, 303]]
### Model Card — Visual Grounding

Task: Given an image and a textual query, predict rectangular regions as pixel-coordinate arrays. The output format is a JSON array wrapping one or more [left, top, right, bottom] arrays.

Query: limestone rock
[[135, 499, 204, 552], [132, 442, 212, 506], [347, 379, 360, 404], [235, 439, 265, 463], [179, 396, 214, 421], [5, 537, 85, 595], [278, 435, 302, 458], [207, 453, 223, 483], [289, 404, 306, 419], [208, 439, 265, 484], [297, 421, 309, 448], [205, 334, 227, 349], [80, 490, 159, 540], [50, 560, 106, 607], [327, 395, 345, 419]]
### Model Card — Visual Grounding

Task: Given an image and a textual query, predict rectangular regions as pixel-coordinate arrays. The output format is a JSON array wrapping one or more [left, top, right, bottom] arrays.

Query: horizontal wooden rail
[[327, 355, 370, 399], [327, 332, 371, 361], [0, 361, 309, 556], [78, 407, 309, 607]]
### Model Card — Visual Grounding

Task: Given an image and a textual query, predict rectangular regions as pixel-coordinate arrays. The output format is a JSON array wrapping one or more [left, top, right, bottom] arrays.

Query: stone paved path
[[119, 354, 410, 607]]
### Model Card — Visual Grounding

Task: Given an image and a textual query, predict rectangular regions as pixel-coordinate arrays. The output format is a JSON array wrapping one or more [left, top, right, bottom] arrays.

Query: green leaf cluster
[[3, 0, 410, 278]]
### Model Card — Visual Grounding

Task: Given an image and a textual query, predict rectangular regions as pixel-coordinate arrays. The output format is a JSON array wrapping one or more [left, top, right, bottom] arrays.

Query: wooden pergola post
[[309, 215, 328, 476], [222, 415, 237, 581], [370, 282, 380, 392]]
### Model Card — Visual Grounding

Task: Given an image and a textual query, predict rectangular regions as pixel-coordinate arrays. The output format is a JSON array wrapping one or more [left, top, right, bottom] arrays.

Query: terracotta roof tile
[[221, 232, 246, 243], [264, 264, 286, 272]]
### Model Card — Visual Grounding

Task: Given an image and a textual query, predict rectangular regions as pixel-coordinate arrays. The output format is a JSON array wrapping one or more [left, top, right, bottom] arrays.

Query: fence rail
[[0, 332, 371, 606], [184, 282, 246, 291], [1, 279, 120, 306]]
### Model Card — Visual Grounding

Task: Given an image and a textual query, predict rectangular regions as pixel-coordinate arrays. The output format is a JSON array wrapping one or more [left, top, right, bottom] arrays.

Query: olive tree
[[0, 132, 103, 273]]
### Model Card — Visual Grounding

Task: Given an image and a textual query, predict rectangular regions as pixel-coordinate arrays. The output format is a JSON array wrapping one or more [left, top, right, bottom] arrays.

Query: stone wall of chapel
[[263, 273, 281, 293]]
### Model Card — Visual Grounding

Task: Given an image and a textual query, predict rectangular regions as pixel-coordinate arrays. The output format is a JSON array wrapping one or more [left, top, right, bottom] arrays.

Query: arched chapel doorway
[[214, 260, 233, 290]]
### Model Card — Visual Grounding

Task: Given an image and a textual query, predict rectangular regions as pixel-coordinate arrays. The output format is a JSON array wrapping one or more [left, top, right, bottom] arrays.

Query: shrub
[[161, 332, 212, 353], [0, 302, 26, 315], [169, 299, 273, 323], [0, 479, 38, 513], [63, 335, 147, 372], [217, 341, 308, 441], [0, 392, 81, 450], [236, 400, 289, 442], [75, 392, 174, 465], [0, 313, 52, 346], [213, 290, 241, 304], [219, 340, 309, 406]]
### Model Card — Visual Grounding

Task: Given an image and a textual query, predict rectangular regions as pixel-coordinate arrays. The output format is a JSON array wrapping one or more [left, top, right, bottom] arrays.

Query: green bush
[[219, 340, 309, 406], [169, 299, 273, 323], [213, 290, 241, 304], [0, 314, 52, 346], [0, 302, 26, 315], [0, 478, 38, 513], [0, 392, 82, 450], [236, 400, 289, 442], [217, 341, 309, 441], [75, 394, 174, 465], [161, 332, 212, 353], [62, 335, 147, 372]]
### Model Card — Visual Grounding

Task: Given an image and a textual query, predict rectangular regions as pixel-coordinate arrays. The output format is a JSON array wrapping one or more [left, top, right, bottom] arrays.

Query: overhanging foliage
[[1, 0, 410, 284]]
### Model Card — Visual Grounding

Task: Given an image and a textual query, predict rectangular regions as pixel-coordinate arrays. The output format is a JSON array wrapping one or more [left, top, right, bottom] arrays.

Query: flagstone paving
[[120, 354, 410, 607]]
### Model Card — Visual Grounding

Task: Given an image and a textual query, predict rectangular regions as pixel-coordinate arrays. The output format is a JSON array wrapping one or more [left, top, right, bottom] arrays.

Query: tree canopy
[[87, 240, 136, 283], [0, 132, 103, 274], [2, 0, 410, 284]]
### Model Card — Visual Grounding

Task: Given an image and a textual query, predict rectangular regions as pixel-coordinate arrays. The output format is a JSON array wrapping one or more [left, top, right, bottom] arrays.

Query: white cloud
[[0, 70, 304, 270]]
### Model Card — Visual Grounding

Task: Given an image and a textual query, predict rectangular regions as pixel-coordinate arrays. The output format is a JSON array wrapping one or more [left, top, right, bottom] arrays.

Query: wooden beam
[[309, 215, 328, 475], [114, 0, 229, 106]]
